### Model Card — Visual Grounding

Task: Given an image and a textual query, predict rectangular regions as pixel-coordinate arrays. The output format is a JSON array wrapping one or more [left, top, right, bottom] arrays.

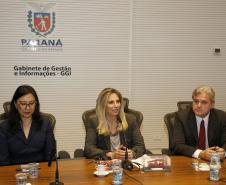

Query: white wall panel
[[0, 0, 131, 155], [132, 0, 226, 151]]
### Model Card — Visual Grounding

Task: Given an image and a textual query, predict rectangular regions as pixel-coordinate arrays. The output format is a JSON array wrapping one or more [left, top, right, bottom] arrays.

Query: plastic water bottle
[[209, 153, 221, 181]]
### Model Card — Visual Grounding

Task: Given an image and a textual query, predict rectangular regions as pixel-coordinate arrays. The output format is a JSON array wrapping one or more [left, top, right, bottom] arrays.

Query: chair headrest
[[123, 97, 129, 112]]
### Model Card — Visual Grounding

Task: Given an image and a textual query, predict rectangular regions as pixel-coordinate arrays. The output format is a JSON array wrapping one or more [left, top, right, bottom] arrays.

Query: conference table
[[1, 156, 226, 185]]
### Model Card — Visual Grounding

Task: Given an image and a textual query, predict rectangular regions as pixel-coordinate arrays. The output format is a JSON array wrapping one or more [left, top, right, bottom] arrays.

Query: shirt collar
[[195, 112, 210, 124]]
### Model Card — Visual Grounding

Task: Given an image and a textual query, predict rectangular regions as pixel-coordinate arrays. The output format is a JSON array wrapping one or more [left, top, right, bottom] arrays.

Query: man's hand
[[214, 146, 225, 160], [199, 147, 216, 161], [199, 146, 225, 161]]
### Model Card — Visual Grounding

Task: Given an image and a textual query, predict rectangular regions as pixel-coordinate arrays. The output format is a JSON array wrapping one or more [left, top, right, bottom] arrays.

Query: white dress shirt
[[192, 113, 210, 159]]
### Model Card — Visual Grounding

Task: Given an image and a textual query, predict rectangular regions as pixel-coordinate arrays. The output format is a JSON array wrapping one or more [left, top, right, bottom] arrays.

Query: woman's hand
[[114, 146, 133, 160]]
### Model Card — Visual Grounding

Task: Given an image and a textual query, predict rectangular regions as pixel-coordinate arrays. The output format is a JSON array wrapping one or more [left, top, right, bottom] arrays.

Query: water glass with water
[[15, 173, 27, 185]]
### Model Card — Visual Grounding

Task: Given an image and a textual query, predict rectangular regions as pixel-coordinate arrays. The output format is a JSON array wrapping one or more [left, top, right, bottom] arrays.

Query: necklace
[[107, 118, 119, 136]]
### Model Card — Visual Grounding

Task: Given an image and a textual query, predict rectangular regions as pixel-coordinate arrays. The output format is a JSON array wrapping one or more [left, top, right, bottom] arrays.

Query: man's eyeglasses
[[193, 99, 209, 106], [18, 101, 36, 109]]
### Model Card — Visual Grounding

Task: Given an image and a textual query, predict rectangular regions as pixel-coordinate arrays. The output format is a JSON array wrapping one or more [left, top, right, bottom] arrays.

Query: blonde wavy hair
[[96, 88, 128, 136]]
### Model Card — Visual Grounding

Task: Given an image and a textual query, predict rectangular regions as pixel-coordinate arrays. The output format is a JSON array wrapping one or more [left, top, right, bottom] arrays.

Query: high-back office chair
[[0, 101, 11, 120], [58, 150, 71, 159], [74, 149, 85, 158], [75, 97, 151, 158], [177, 101, 192, 111], [3, 101, 10, 113], [162, 112, 176, 155], [162, 101, 193, 155], [0, 112, 7, 121]]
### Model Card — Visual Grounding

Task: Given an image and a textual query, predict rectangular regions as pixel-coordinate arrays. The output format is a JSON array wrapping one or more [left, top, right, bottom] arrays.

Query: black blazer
[[0, 116, 55, 165], [84, 113, 146, 159], [173, 108, 226, 157]]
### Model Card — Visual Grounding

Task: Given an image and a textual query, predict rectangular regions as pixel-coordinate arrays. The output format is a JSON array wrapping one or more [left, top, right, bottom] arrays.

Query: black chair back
[[58, 150, 71, 159], [177, 101, 192, 111], [162, 112, 176, 155]]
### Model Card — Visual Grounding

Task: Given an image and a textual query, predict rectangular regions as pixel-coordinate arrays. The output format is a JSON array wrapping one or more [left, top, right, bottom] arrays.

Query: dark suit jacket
[[173, 108, 226, 157], [0, 116, 55, 166], [84, 113, 146, 159]]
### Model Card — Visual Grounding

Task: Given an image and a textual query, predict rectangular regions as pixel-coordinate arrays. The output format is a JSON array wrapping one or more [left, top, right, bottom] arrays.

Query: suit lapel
[[15, 126, 28, 145], [28, 121, 35, 141], [119, 131, 126, 146], [189, 111, 199, 143], [207, 110, 216, 145], [104, 135, 111, 150], [28, 120, 39, 142]]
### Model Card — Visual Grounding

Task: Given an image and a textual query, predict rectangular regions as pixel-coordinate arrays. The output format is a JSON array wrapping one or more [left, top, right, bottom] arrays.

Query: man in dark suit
[[173, 85, 226, 161]]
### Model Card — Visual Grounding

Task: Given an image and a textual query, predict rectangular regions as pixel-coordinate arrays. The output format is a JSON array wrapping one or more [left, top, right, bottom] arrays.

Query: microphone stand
[[118, 116, 133, 170], [49, 156, 64, 185], [48, 140, 64, 185], [121, 147, 133, 170]]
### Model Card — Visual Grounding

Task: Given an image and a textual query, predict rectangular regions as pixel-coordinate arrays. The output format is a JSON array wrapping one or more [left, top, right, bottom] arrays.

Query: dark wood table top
[[1, 156, 226, 185]]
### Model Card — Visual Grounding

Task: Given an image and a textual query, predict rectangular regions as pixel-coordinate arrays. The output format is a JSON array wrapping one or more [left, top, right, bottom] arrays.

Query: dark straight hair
[[8, 85, 42, 133]]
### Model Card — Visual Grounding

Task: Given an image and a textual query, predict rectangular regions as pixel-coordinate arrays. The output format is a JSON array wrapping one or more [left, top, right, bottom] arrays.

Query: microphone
[[117, 116, 133, 170], [48, 140, 64, 185]]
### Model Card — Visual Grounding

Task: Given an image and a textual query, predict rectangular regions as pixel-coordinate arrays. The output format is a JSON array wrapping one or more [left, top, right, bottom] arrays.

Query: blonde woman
[[84, 88, 145, 160]]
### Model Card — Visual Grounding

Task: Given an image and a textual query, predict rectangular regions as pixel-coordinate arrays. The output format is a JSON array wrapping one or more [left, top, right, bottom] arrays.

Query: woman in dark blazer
[[0, 85, 55, 165], [84, 88, 146, 160]]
